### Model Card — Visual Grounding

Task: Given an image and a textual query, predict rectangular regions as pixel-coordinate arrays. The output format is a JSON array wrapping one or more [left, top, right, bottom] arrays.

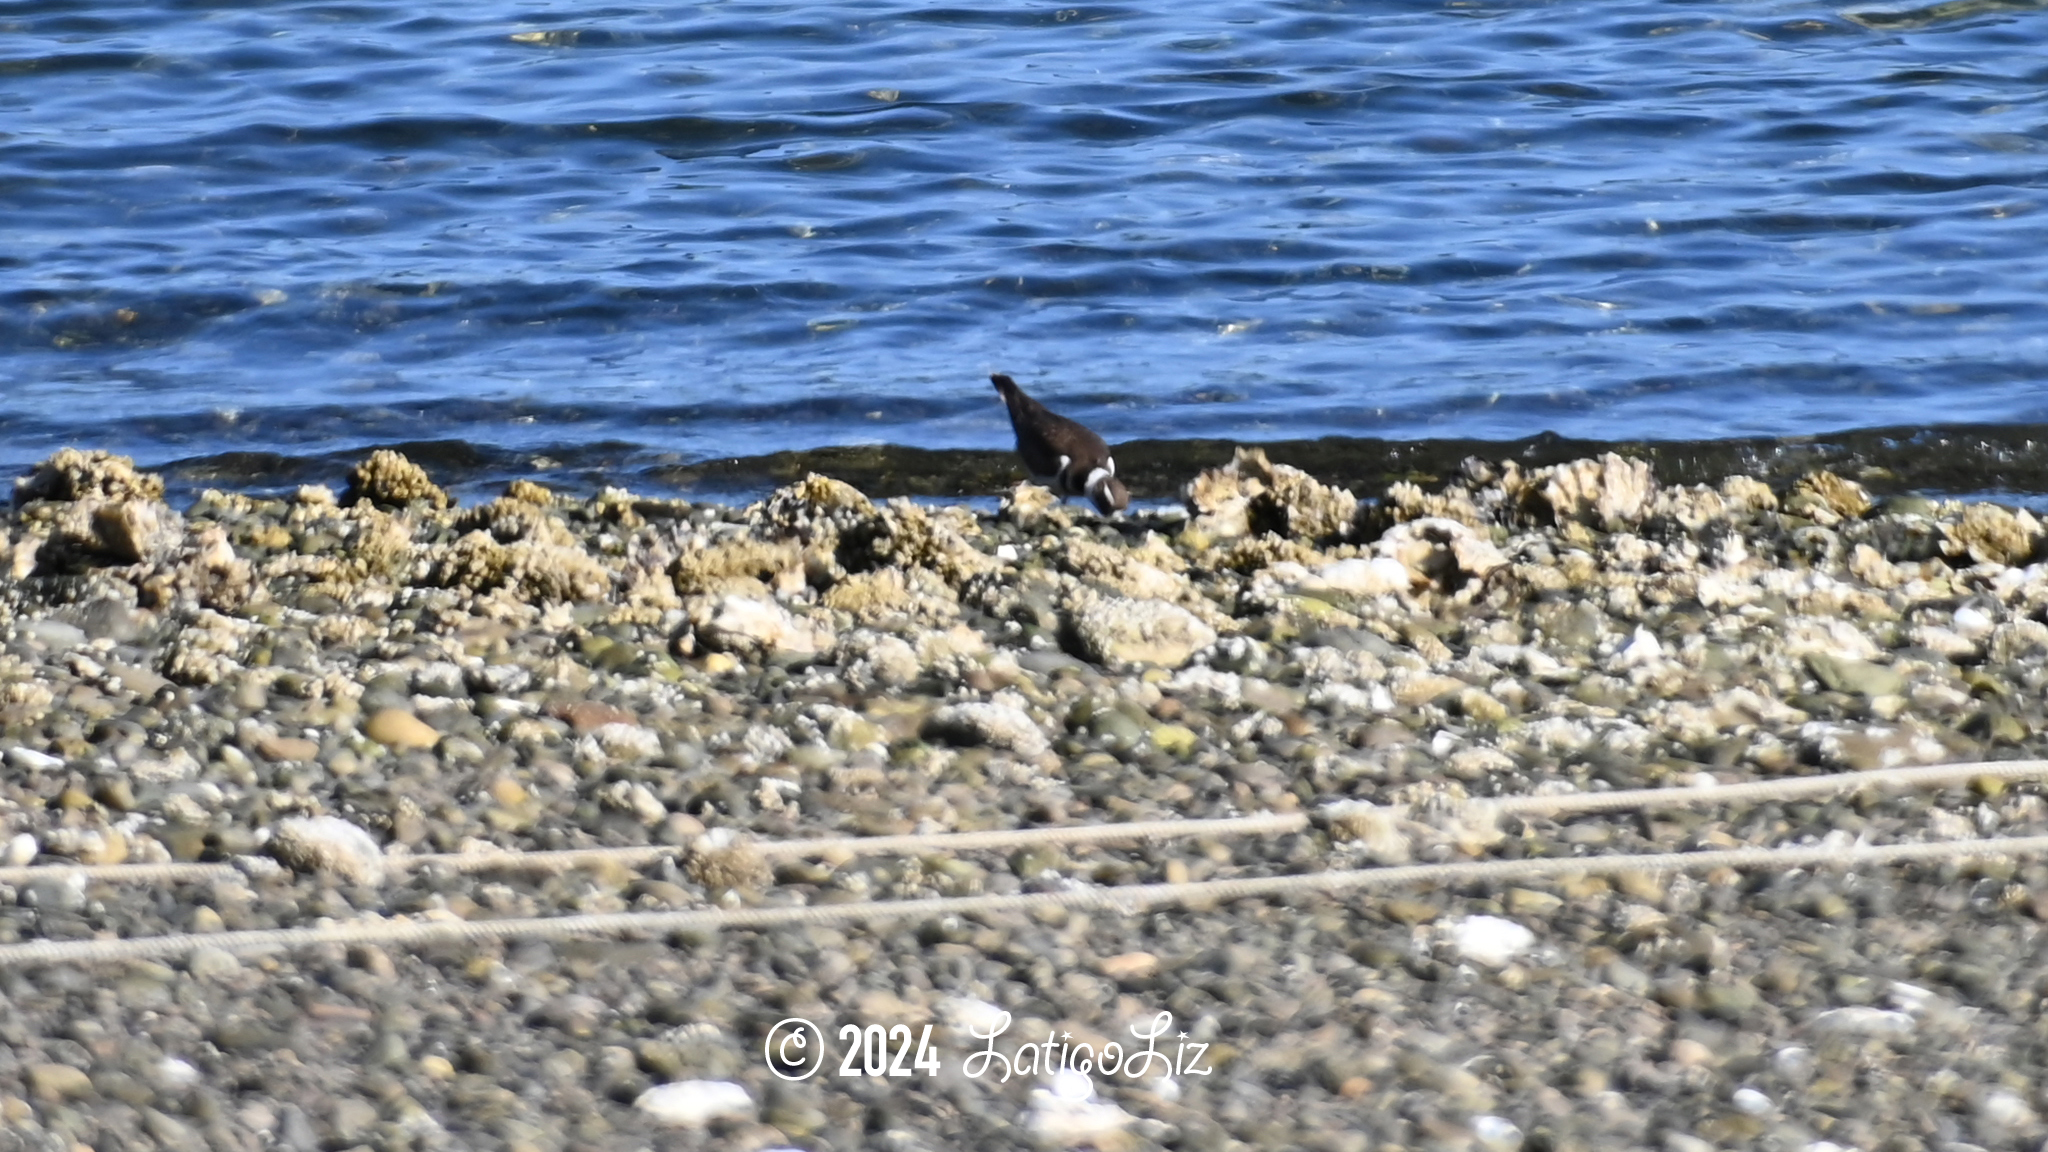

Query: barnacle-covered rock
[[998, 482, 1070, 534], [431, 530, 610, 602], [837, 499, 995, 586], [1942, 503, 2042, 568], [459, 495, 578, 547], [1521, 453, 1654, 531], [1067, 592, 1217, 670], [1785, 470, 1871, 525], [690, 594, 834, 662], [671, 538, 803, 598], [14, 448, 164, 506], [1372, 517, 1507, 596], [1054, 535, 1189, 601], [749, 472, 875, 541], [1184, 447, 1357, 543], [821, 565, 960, 626], [343, 450, 449, 510]]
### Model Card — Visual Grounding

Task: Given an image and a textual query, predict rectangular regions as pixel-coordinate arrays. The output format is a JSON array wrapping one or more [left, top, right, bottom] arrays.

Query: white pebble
[[1027, 1080, 1134, 1145], [269, 816, 386, 886], [3, 833, 36, 867], [995, 543, 1020, 562], [1978, 1089, 2034, 1127], [5, 746, 62, 772], [1471, 1115, 1523, 1152], [633, 1080, 754, 1127], [1886, 981, 1934, 1014], [1614, 625, 1663, 668], [1048, 1069, 1094, 1102], [156, 1057, 201, 1087], [1808, 1006, 1915, 1037], [1446, 915, 1536, 968], [1731, 1087, 1773, 1115]]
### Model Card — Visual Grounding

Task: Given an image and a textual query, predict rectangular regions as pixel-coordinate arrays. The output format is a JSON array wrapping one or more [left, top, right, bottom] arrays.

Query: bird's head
[[1087, 470, 1130, 516]]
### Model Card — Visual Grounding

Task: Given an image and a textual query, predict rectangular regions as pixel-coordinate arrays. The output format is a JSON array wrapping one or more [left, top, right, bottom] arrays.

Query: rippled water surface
[[7, 0, 2048, 490]]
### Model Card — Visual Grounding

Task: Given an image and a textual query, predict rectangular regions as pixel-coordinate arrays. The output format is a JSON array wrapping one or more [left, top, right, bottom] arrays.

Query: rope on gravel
[[0, 758, 2040, 890], [1, 830, 2043, 967]]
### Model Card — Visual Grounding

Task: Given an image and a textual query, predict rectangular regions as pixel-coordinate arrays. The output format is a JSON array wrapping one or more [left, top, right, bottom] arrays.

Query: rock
[[1068, 596, 1217, 670], [1444, 915, 1535, 967], [1097, 952, 1160, 980], [1371, 517, 1505, 594], [343, 449, 449, 509], [925, 702, 1049, 757], [1149, 722, 1198, 757], [187, 946, 241, 980], [6, 746, 63, 772], [1527, 453, 1654, 530], [633, 1080, 754, 1127], [26, 1063, 93, 1103], [3, 833, 36, 866], [92, 499, 182, 564], [254, 733, 321, 762], [685, 830, 771, 893], [431, 530, 610, 602], [270, 816, 386, 886], [1472, 1116, 1524, 1152], [693, 595, 833, 662], [1804, 653, 1906, 697], [1026, 1070, 1136, 1146], [1943, 503, 2042, 567], [748, 473, 874, 540], [1808, 1007, 1915, 1037], [1730, 1087, 1773, 1116], [366, 708, 441, 751], [1781, 469, 1868, 525], [1183, 446, 1357, 541], [15, 448, 164, 504], [999, 482, 1070, 533], [1298, 556, 1414, 597], [671, 538, 802, 598]]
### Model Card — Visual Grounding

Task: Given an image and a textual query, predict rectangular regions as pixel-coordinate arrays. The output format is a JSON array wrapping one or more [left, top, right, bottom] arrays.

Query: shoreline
[[21, 418, 2048, 511], [3, 445, 2048, 1149]]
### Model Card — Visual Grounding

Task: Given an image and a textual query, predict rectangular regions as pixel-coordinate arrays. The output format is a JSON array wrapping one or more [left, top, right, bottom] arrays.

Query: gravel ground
[[3, 446, 2048, 1152]]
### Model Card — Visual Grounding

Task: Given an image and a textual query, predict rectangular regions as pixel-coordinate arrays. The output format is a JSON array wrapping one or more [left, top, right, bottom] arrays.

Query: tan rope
[[0, 758, 2039, 889], [2, 831, 2043, 968]]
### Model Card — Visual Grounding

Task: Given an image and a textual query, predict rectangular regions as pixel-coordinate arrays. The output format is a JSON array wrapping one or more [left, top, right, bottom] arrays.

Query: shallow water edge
[[137, 421, 2048, 510]]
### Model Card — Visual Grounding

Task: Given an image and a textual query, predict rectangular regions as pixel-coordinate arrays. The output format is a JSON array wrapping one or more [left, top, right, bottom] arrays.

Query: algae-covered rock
[[343, 450, 449, 510]]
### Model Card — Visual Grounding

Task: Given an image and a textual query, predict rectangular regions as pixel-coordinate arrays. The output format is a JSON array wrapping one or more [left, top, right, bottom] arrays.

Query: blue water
[[6, 0, 2048, 486]]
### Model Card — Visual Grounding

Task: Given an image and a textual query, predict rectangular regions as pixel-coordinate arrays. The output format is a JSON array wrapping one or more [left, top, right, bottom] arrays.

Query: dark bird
[[991, 373, 1129, 515]]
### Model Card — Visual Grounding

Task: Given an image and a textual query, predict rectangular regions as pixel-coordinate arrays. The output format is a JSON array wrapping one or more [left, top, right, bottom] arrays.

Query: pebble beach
[[4, 445, 2048, 1152]]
